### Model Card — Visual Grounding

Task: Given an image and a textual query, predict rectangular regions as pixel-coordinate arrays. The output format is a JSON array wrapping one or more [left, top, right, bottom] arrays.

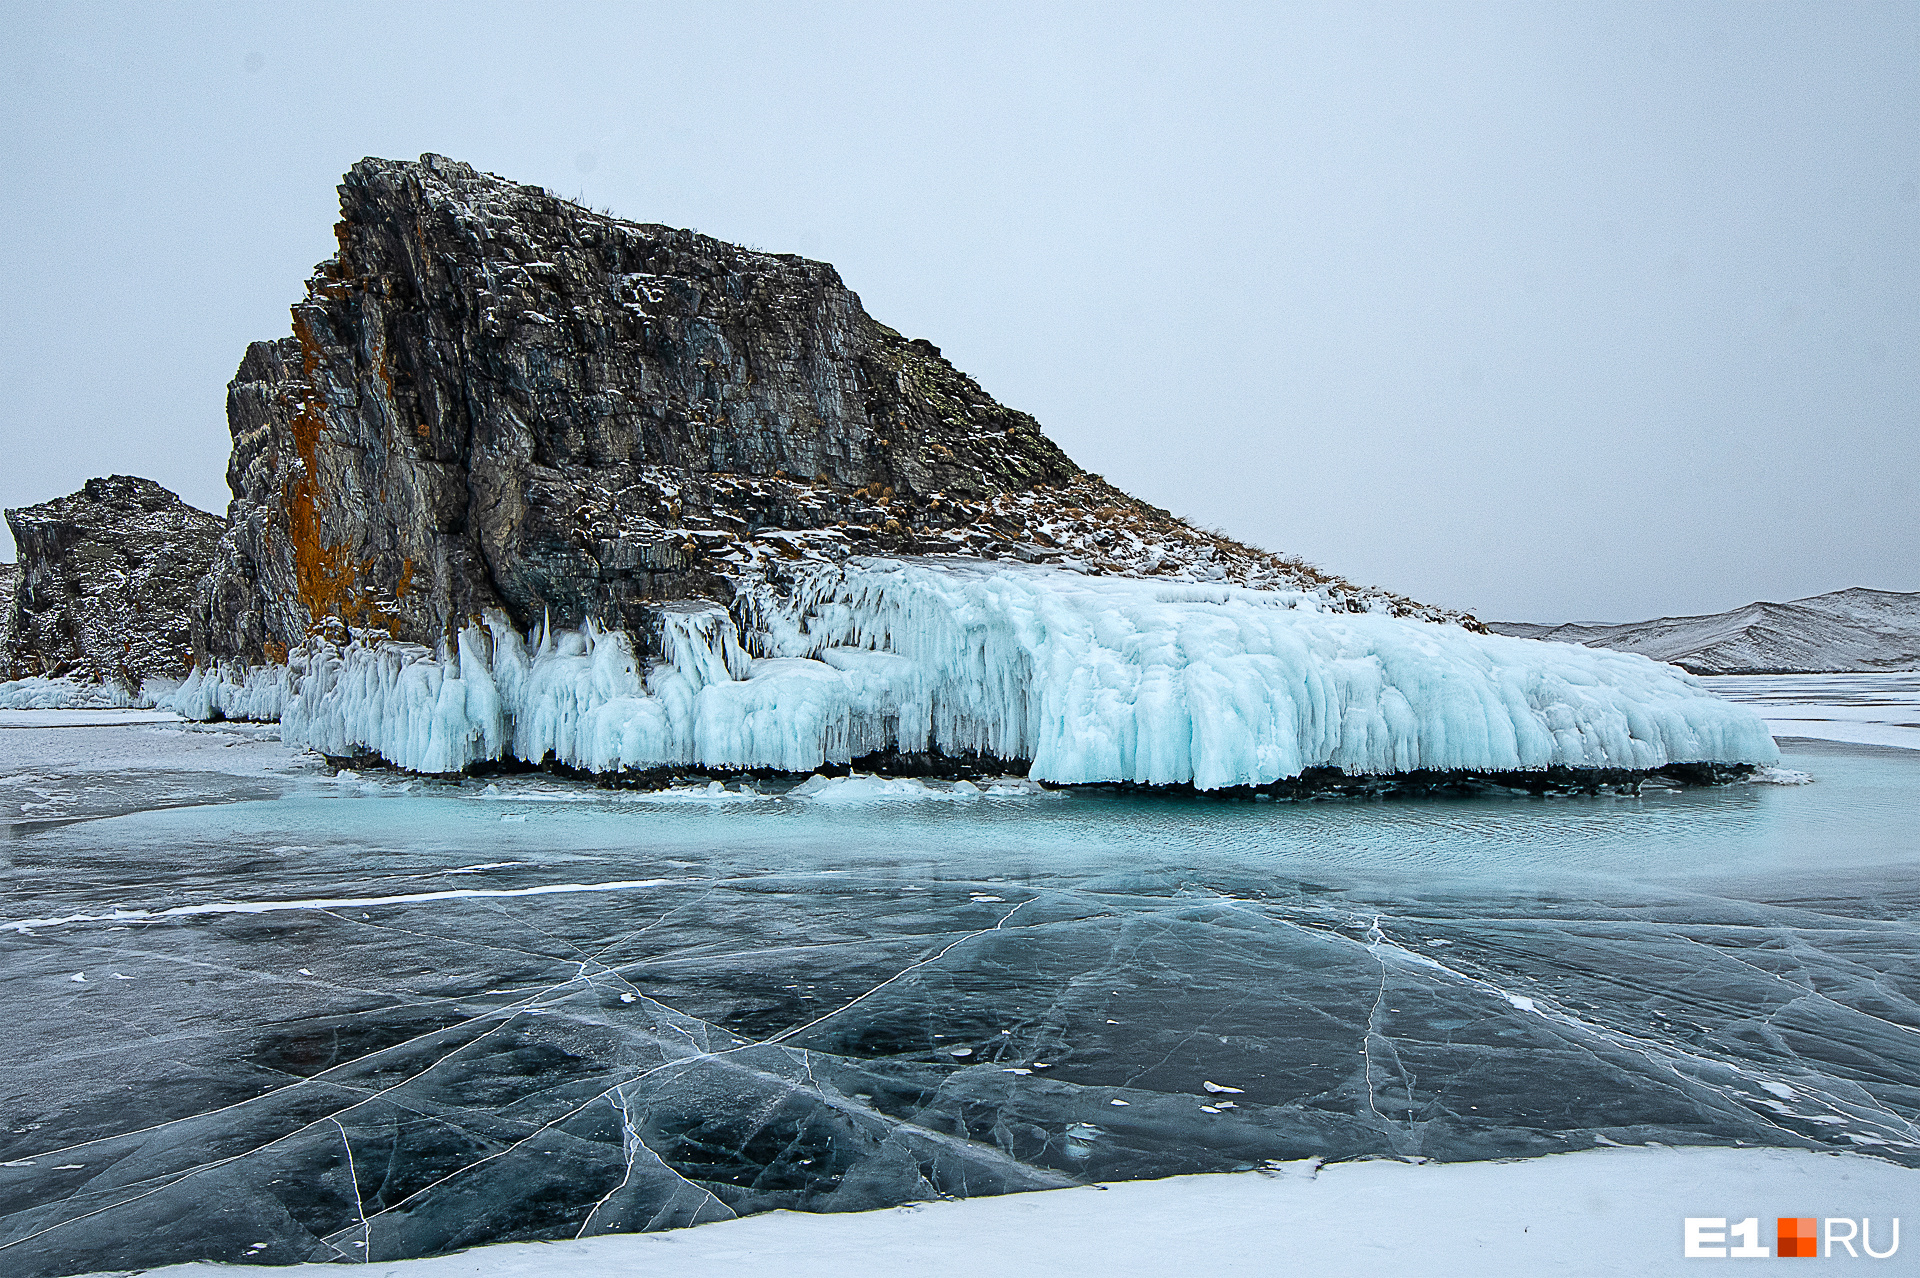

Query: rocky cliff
[[3, 476, 223, 688], [196, 153, 1468, 669], [1490, 587, 1920, 674], [0, 561, 17, 677]]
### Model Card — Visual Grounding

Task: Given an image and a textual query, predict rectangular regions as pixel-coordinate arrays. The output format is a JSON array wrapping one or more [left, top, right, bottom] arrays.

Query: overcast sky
[[2, 2, 1914, 622]]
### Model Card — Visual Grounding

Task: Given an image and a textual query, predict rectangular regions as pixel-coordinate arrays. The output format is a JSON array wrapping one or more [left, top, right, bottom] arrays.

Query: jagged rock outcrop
[[196, 153, 1470, 668], [1490, 587, 1920, 674], [0, 561, 17, 678], [165, 155, 1784, 788], [3, 476, 223, 688]]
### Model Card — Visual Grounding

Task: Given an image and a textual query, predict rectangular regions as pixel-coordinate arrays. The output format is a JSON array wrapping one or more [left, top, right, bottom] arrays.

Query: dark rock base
[[315, 748, 1755, 798]]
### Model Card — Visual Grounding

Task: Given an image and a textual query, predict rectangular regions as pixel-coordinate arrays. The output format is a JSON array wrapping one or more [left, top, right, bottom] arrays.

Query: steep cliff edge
[[3, 476, 222, 689], [196, 153, 1464, 670]]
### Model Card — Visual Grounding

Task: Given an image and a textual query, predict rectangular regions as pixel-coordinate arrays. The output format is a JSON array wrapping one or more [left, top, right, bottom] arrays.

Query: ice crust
[[87, 1148, 1919, 1278], [1707, 672, 1920, 752], [167, 558, 1778, 787], [4, 721, 1912, 1276], [0, 675, 172, 711]]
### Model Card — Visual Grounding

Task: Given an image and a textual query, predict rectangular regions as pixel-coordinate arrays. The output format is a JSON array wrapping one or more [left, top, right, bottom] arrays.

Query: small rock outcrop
[[196, 153, 1470, 668], [0, 561, 17, 677], [3, 476, 223, 688], [1490, 587, 1920, 674]]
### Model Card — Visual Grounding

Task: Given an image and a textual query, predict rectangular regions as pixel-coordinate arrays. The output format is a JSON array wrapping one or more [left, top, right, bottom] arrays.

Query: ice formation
[[0, 675, 172, 710], [168, 558, 1778, 787]]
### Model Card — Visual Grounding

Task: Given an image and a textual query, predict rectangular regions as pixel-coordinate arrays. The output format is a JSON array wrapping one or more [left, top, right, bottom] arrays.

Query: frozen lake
[[2, 683, 1918, 1275], [1705, 671, 1920, 751]]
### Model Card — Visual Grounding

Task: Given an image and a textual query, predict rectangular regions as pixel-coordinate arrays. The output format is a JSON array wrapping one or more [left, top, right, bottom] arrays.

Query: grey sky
[[3, 2, 1914, 622]]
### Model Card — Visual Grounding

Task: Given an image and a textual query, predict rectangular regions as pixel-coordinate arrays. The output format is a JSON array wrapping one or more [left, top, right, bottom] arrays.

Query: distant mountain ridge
[[1488, 588, 1920, 674]]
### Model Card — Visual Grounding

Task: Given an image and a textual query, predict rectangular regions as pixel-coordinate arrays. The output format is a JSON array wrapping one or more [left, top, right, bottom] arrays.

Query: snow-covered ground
[[0, 715, 298, 776], [0, 713, 315, 829], [1705, 672, 1920, 751], [81, 1146, 1918, 1277], [0, 708, 182, 730], [0, 677, 159, 712]]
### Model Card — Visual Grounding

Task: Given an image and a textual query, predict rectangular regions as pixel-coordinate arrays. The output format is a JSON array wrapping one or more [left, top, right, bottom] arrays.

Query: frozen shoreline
[[1704, 673, 1920, 751], [168, 560, 1778, 784], [83, 1146, 1916, 1278]]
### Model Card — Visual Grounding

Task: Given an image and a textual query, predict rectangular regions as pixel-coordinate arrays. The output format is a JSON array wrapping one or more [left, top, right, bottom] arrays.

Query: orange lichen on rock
[[283, 313, 359, 630], [281, 310, 410, 639]]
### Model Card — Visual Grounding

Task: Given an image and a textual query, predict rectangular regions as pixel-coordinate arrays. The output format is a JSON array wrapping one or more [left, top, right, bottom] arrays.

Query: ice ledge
[[0, 674, 177, 711], [166, 559, 1779, 788]]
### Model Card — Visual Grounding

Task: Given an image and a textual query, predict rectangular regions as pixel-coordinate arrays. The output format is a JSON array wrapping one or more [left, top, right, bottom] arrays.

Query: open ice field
[[1705, 672, 1920, 752], [1, 673, 1916, 1276]]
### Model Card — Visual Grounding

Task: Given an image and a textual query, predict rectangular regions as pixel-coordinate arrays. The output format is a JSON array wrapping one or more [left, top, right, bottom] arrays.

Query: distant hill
[[1488, 588, 1920, 675]]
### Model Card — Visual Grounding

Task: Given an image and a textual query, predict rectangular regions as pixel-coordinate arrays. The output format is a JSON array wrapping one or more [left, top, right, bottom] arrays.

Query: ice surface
[[1, 714, 312, 835], [1706, 672, 1920, 751], [1, 714, 1913, 1276], [79, 1146, 1920, 1278], [170, 558, 1778, 785]]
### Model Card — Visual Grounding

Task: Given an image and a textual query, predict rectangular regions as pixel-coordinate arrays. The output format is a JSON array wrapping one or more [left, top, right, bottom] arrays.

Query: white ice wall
[[168, 558, 1779, 786]]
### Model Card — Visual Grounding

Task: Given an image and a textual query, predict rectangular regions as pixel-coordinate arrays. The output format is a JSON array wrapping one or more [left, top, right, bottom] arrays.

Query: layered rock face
[[3, 476, 222, 687], [197, 153, 1464, 668]]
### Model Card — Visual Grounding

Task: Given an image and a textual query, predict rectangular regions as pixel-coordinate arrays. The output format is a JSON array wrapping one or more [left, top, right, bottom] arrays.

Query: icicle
[[185, 561, 1777, 785]]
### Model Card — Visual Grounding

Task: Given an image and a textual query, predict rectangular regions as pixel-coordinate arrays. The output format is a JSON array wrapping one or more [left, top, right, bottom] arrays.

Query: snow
[[1760, 714, 1920, 750], [83, 1145, 1918, 1278], [0, 716, 295, 776], [1704, 673, 1920, 751], [0, 675, 170, 710], [611, 779, 774, 804], [1489, 587, 1920, 675], [786, 774, 1042, 802], [0, 708, 182, 728], [166, 558, 1778, 786]]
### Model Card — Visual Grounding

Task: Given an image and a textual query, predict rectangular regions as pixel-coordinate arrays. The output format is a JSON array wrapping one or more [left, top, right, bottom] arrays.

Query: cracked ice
[[0, 716, 1914, 1276]]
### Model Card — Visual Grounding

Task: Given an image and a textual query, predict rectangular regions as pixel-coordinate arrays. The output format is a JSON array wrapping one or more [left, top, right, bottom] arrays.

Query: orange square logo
[[1778, 1217, 1818, 1258]]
